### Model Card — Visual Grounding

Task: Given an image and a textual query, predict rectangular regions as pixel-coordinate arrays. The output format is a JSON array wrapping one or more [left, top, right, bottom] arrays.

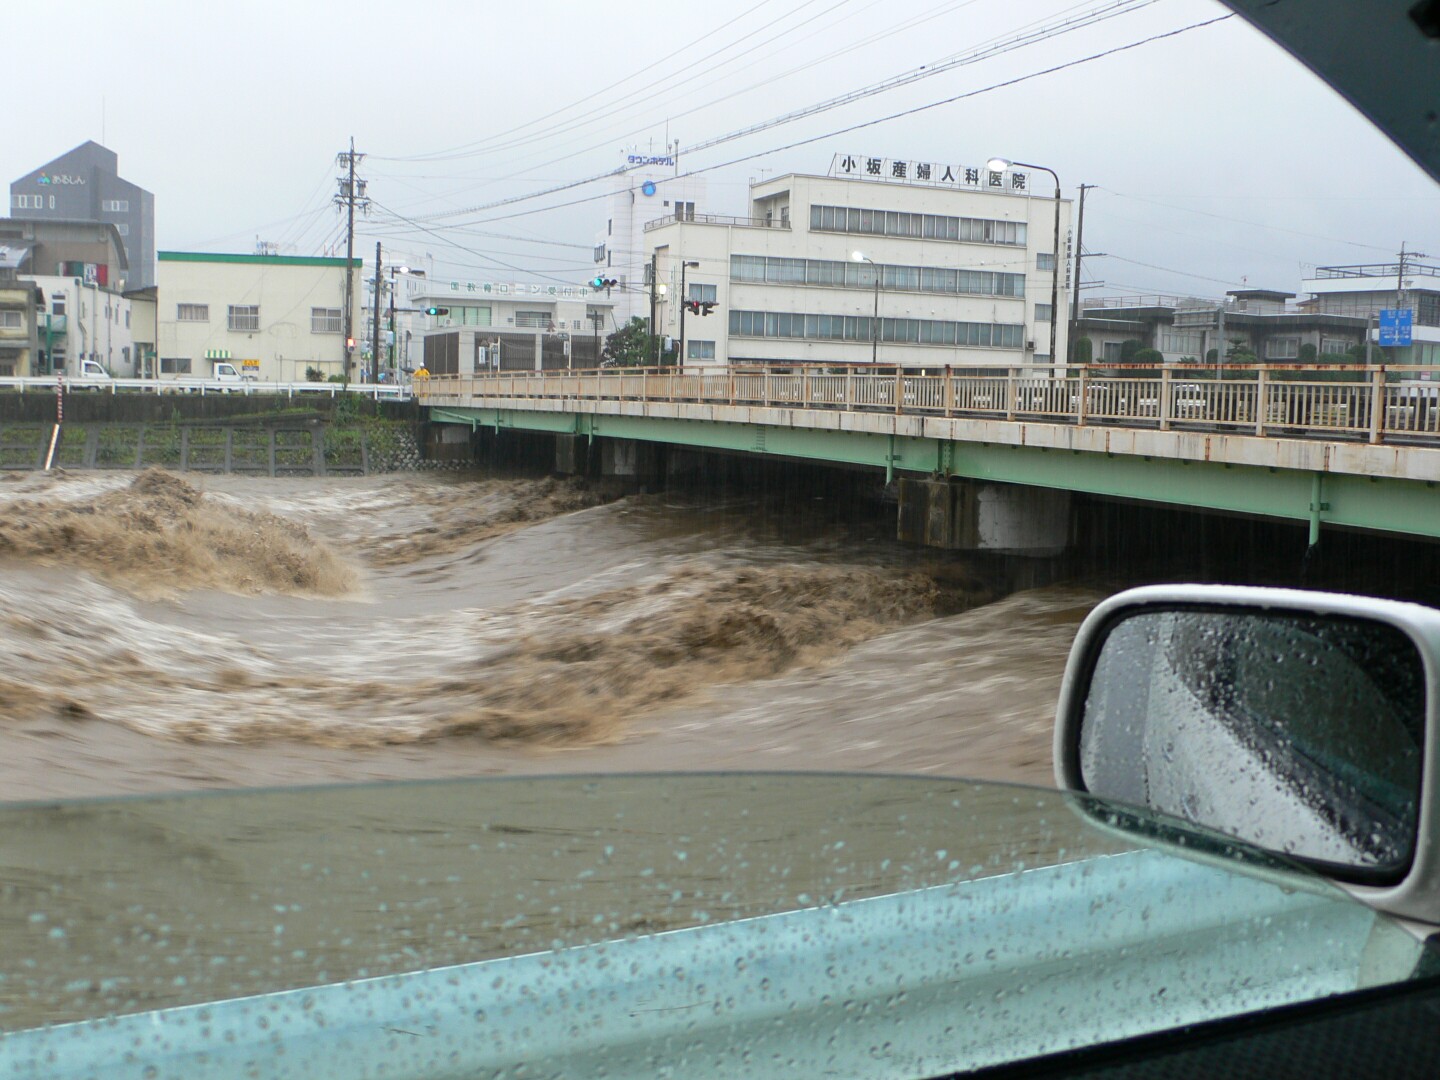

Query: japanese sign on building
[[445, 281, 590, 300], [828, 153, 1030, 194]]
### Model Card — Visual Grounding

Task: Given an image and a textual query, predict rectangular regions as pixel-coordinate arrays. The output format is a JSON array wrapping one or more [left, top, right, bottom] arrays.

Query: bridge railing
[[415, 364, 1440, 444]]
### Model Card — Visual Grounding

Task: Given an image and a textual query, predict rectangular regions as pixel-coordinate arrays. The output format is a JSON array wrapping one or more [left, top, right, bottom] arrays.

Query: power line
[[429, 11, 1234, 234], [399, 0, 1165, 226]]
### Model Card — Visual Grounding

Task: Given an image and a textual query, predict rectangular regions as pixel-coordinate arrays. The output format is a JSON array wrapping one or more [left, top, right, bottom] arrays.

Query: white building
[[1301, 260, 1440, 366], [26, 274, 135, 377], [405, 274, 615, 372], [594, 152, 708, 327], [643, 156, 1072, 369], [155, 252, 361, 382]]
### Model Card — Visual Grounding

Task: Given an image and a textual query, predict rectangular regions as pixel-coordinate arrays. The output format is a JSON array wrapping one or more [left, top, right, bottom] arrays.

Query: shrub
[[1298, 342, 1317, 363], [1119, 339, 1141, 363], [1133, 348, 1164, 365], [1072, 337, 1093, 364]]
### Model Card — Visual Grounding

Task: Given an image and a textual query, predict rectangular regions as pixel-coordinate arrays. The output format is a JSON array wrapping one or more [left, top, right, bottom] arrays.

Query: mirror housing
[[1056, 585, 1440, 924]]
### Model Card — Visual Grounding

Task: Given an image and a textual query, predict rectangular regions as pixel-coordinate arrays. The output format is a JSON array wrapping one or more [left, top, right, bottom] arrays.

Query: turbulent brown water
[[0, 468, 1100, 801]]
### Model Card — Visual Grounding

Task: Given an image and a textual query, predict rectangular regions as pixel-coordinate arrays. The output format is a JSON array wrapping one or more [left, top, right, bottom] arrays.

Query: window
[[688, 283, 718, 303], [160, 357, 192, 374], [1035, 304, 1053, 323], [1037, 253, 1056, 271], [311, 307, 343, 333], [515, 311, 550, 328], [687, 340, 716, 360], [808, 203, 1026, 246], [1102, 341, 1125, 362], [0, 310, 23, 328], [114, 223, 129, 236], [177, 303, 209, 322], [228, 305, 260, 332], [730, 254, 1023, 298], [607, 219, 612, 236], [727, 308, 1023, 349], [102, 199, 130, 213], [1160, 330, 1203, 354], [125, 310, 130, 328], [1320, 336, 1354, 357], [675, 201, 696, 221], [1265, 336, 1300, 359], [52, 297, 65, 316]]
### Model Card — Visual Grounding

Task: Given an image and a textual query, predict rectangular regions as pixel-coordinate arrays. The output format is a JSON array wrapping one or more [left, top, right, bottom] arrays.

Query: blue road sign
[[1380, 308, 1413, 347]]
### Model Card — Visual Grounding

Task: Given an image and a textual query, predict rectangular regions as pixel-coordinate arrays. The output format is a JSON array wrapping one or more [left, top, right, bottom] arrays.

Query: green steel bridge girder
[[428, 406, 1440, 541]]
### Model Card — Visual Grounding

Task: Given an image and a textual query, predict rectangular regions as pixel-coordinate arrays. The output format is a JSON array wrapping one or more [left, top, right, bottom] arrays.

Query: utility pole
[[1071, 183, 1095, 362], [334, 139, 369, 384], [648, 252, 659, 367], [371, 241, 382, 384]]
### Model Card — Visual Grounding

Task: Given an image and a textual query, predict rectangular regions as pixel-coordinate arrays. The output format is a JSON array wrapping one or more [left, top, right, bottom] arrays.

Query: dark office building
[[9, 141, 155, 289]]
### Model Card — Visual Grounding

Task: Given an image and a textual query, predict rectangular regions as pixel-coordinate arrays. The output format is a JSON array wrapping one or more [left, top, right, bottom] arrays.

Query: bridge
[[416, 364, 1440, 547]]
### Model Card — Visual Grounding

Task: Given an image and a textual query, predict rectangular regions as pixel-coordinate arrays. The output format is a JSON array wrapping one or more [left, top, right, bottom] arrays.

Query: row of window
[[809, 204, 1027, 246], [101, 199, 130, 213], [175, 304, 343, 333], [12, 194, 53, 210], [730, 255, 1025, 298], [729, 309, 1026, 348]]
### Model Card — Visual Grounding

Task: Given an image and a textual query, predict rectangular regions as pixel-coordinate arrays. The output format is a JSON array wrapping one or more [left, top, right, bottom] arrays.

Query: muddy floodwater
[[0, 468, 1100, 801]]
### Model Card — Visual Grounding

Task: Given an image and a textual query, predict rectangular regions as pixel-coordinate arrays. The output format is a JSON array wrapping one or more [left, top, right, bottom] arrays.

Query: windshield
[[2, 1, 1439, 1076], [1, 775, 1430, 1076]]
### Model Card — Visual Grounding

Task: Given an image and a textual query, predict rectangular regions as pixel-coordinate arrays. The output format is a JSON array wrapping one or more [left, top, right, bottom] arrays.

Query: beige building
[[0, 271, 42, 377], [155, 252, 361, 381], [644, 162, 1072, 369]]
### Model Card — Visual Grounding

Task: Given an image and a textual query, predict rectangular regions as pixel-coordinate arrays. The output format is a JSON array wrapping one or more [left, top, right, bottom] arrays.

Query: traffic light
[[684, 299, 702, 315], [424, 306, 450, 316], [590, 275, 618, 291], [701, 301, 717, 316], [684, 300, 716, 316]]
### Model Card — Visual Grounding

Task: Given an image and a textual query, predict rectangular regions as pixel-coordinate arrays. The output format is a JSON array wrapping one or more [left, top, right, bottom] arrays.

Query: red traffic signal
[[684, 299, 702, 314]]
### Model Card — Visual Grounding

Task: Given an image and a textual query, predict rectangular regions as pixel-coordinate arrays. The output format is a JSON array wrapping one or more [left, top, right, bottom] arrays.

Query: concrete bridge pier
[[898, 477, 1071, 556], [554, 433, 588, 476], [597, 437, 663, 491]]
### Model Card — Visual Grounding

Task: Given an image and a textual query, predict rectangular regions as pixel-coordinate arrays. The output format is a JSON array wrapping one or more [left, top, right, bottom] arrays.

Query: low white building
[[1302, 261, 1440, 367], [644, 156, 1072, 369], [155, 251, 361, 382], [405, 274, 615, 373]]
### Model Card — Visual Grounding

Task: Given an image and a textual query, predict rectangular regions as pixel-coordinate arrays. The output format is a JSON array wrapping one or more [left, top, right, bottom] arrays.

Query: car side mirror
[[1055, 586, 1440, 922]]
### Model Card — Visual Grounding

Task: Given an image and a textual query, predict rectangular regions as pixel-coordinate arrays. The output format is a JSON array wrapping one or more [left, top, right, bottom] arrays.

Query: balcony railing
[[1314, 263, 1440, 280], [643, 213, 792, 232]]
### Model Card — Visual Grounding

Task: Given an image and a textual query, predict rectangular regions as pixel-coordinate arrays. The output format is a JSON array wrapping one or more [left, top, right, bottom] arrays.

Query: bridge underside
[[429, 405, 1440, 542]]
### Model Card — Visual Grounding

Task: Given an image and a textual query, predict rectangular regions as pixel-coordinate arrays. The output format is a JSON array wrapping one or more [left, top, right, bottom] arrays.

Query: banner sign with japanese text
[[829, 153, 1031, 194]]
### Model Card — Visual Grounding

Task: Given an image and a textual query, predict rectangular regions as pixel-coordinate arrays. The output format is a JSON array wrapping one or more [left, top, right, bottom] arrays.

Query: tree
[[1072, 336, 1093, 364], [1119, 339, 1142, 363], [603, 317, 674, 368], [1298, 342, 1317, 363]]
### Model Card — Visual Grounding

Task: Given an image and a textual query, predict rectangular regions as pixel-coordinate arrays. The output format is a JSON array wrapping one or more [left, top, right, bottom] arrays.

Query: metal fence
[[415, 364, 1440, 444], [0, 377, 412, 400]]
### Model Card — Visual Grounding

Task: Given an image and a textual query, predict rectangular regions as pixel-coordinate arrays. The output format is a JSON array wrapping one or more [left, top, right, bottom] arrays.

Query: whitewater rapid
[[0, 469, 1096, 799]]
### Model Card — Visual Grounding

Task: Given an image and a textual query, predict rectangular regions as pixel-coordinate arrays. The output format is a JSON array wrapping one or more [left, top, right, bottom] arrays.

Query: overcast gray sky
[[7, 0, 1437, 299]]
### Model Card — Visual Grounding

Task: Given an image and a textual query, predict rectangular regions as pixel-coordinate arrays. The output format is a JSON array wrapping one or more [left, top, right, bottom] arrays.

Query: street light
[[678, 260, 700, 369], [385, 264, 410, 382], [852, 251, 880, 365], [988, 157, 1060, 369]]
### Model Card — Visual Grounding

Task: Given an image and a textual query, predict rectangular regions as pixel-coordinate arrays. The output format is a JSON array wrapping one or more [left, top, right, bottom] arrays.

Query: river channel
[[0, 467, 1102, 802]]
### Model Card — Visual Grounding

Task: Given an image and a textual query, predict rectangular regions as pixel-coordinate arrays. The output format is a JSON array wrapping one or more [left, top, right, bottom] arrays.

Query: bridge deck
[[417, 366, 1440, 540]]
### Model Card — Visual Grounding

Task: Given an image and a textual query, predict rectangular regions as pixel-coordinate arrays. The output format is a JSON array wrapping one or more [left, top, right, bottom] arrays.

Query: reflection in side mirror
[[1077, 607, 1426, 880]]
